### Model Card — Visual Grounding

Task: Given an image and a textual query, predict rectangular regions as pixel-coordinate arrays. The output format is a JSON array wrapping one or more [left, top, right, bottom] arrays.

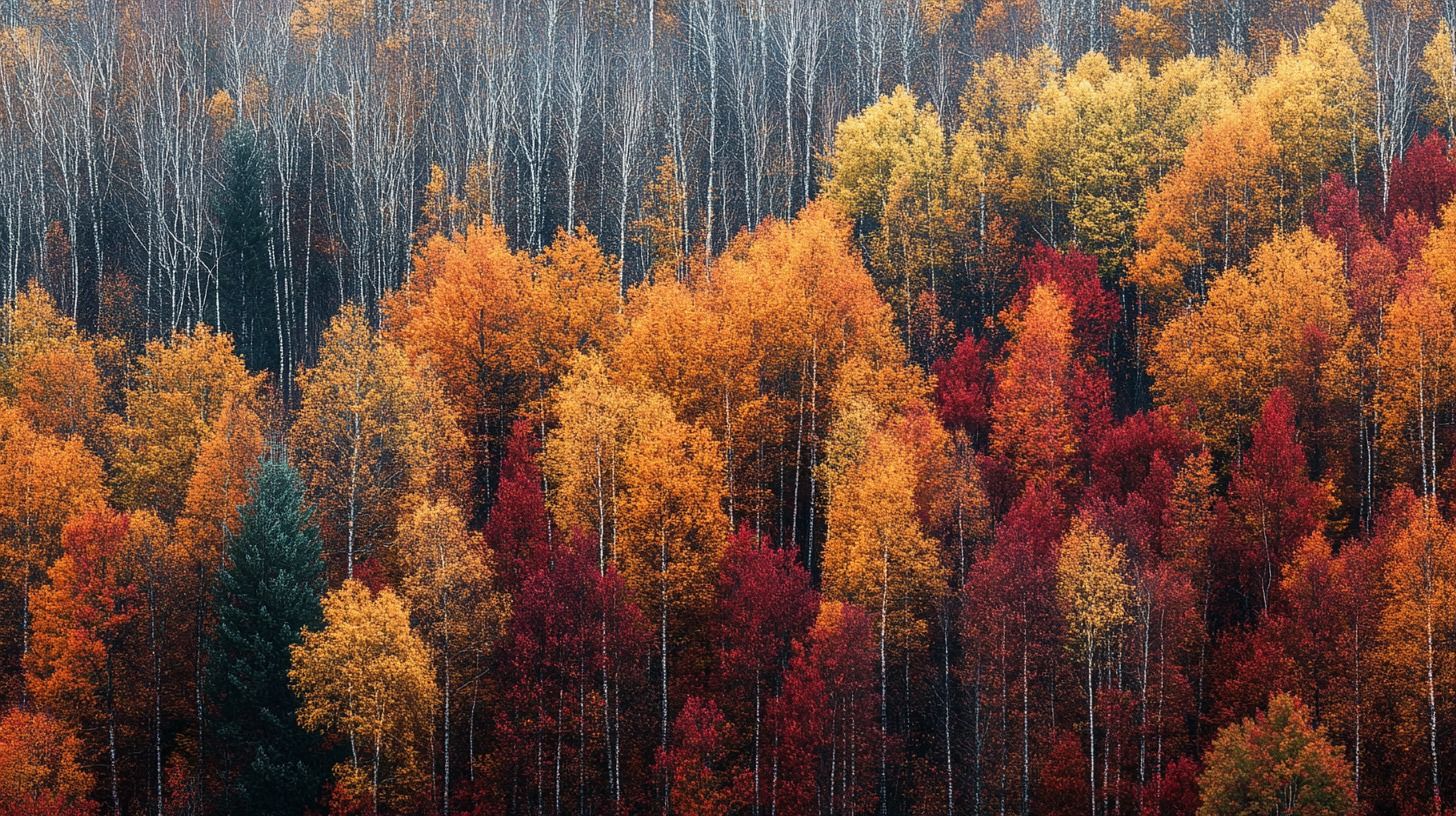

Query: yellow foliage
[[0, 283, 116, 448], [615, 389, 725, 634], [398, 497, 509, 657], [290, 304, 465, 580], [1423, 22, 1456, 142], [1057, 518, 1133, 651], [1374, 282, 1456, 488], [110, 324, 264, 521], [820, 409, 947, 653], [1151, 229, 1350, 454], [291, 579, 437, 813], [177, 397, 266, 565], [1377, 504, 1456, 790]]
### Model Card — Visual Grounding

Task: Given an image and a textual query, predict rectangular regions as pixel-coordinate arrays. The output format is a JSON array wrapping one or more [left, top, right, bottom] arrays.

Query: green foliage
[[205, 458, 326, 816], [215, 127, 276, 374]]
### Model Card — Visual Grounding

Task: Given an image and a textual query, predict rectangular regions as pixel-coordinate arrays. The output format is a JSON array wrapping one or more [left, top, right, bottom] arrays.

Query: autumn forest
[[3, 0, 1456, 814]]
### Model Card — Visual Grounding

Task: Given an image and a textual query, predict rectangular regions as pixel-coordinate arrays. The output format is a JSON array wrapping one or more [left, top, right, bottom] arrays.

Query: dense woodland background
[[5, 0, 1456, 814]]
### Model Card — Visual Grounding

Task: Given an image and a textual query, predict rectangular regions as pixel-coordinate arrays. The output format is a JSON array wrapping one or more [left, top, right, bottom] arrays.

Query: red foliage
[[1209, 624, 1295, 726], [1349, 241, 1400, 338], [1311, 174, 1370, 265], [769, 602, 883, 816], [1226, 388, 1331, 613], [1035, 729, 1092, 816], [1386, 132, 1456, 226], [483, 419, 550, 590], [931, 331, 993, 441], [1085, 408, 1202, 558], [1140, 756, 1201, 816], [492, 530, 647, 812], [716, 524, 817, 692], [1017, 243, 1119, 360], [1385, 209, 1432, 272], [654, 696, 744, 816]]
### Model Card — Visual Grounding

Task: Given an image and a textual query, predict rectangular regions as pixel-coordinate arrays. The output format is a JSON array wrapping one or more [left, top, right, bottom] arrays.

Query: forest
[[2, 0, 1456, 813]]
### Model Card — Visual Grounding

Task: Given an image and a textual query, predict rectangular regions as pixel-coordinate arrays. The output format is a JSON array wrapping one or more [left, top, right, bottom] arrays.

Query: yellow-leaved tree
[[291, 580, 438, 814], [1151, 228, 1350, 456], [1378, 501, 1456, 810], [1057, 518, 1133, 816], [290, 304, 465, 581], [818, 354, 948, 806], [0, 406, 106, 689], [0, 283, 116, 448], [110, 325, 265, 521], [397, 498, 509, 813], [616, 387, 725, 757], [544, 353, 639, 568], [824, 86, 950, 330], [1374, 280, 1456, 500]]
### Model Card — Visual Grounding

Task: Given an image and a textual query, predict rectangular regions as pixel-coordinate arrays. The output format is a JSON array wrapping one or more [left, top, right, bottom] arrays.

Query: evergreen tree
[[205, 458, 326, 815], [215, 126, 276, 373]]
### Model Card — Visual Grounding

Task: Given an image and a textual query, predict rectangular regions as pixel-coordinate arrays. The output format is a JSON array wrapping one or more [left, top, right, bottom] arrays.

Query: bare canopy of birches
[[5, 0, 1456, 815]]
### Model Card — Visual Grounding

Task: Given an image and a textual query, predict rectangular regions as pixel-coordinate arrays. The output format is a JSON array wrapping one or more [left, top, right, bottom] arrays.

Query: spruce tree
[[205, 458, 326, 814], [215, 126, 276, 373]]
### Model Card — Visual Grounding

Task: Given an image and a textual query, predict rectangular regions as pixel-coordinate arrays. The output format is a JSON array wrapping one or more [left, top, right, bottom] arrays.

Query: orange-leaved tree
[[25, 509, 140, 816]]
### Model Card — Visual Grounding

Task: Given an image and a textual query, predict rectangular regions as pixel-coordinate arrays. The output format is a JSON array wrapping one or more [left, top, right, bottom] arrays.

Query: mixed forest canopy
[[4, 0, 1456, 814]]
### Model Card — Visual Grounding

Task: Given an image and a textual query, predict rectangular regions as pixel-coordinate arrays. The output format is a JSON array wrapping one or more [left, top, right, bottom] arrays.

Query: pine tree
[[215, 126, 276, 374], [205, 459, 326, 815]]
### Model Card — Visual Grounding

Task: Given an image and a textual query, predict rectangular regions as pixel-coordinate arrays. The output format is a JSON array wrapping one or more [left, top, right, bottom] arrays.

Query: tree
[[1226, 388, 1333, 613], [214, 127, 276, 374], [1374, 280, 1456, 500], [1422, 22, 1456, 143], [1056, 517, 1132, 816], [820, 393, 947, 810], [25, 509, 139, 816], [205, 460, 327, 816], [388, 220, 533, 499], [0, 708, 95, 816], [290, 304, 464, 580], [824, 86, 949, 329], [614, 387, 725, 769], [1130, 104, 1281, 321], [291, 580, 437, 815], [992, 283, 1080, 490], [715, 527, 817, 812], [544, 354, 637, 569], [0, 406, 106, 689], [654, 696, 743, 816], [1386, 133, 1456, 227], [390, 219, 621, 502], [1197, 694, 1354, 816], [931, 331, 992, 442], [1151, 229, 1351, 456], [495, 530, 647, 814], [0, 283, 113, 447], [110, 325, 265, 521], [482, 419, 551, 589], [634, 152, 688, 283], [769, 601, 883, 816], [177, 398, 266, 564], [397, 498, 509, 814], [1378, 500, 1456, 809]]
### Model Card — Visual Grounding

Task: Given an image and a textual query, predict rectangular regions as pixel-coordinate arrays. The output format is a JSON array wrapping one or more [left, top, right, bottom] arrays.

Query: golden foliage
[[290, 304, 464, 580], [291, 580, 437, 812]]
